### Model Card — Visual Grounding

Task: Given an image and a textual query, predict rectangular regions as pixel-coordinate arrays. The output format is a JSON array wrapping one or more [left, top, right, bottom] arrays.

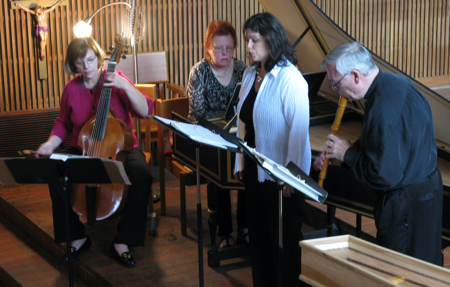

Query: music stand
[[0, 157, 130, 287], [152, 116, 241, 287], [237, 142, 327, 287]]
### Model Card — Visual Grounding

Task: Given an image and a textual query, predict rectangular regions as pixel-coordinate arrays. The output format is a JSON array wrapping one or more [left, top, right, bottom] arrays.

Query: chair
[[133, 51, 169, 99], [128, 54, 187, 159], [115, 51, 183, 100], [155, 97, 191, 219], [164, 154, 196, 236], [134, 52, 187, 100], [131, 84, 160, 215], [115, 51, 189, 217], [134, 84, 157, 154]]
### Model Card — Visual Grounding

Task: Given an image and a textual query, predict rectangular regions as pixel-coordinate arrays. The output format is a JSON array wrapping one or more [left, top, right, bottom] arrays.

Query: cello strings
[[90, 88, 108, 157], [88, 39, 120, 158]]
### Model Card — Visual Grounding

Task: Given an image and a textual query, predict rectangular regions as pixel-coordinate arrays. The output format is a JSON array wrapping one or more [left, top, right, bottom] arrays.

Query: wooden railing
[[312, 0, 450, 85]]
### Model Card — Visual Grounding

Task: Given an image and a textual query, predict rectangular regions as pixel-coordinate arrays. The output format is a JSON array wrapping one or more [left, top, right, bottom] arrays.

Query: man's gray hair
[[321, 42, 377, 76]]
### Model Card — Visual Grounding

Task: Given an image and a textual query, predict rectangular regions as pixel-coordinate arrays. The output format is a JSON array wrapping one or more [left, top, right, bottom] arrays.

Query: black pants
[[244, 156, 305, 287], [215, 184, 248, 237], [374, 168, 443, 265], [314, 164, 443, 266], [49, 147, 152, 246]]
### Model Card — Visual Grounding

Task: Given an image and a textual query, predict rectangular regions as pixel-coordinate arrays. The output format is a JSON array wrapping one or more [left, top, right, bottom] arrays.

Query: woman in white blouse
[[234, 12, 311, 287]]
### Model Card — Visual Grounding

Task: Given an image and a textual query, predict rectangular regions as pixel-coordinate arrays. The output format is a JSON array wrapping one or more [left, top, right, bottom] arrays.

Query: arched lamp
[[73, 2, 131, 38]]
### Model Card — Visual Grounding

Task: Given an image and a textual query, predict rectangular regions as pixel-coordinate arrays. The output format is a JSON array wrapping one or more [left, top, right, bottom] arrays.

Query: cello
[[71, 35, 134, 223]]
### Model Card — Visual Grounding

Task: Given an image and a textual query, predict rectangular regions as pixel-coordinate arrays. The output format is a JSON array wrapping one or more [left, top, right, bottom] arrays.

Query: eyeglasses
[[75, 57, 97, 67], [212, 46, 234, 53], [330, 74, 347, 90]]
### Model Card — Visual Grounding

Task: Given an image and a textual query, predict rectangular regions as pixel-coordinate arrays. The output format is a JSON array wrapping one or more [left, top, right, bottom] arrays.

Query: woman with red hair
[[186, 20, 248, 248]]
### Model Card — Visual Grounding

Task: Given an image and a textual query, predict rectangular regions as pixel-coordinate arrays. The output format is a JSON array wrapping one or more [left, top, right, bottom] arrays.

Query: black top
[[240, 79, 258, 148], [187, 58, 247, 121], [344, 70, 437, 191]]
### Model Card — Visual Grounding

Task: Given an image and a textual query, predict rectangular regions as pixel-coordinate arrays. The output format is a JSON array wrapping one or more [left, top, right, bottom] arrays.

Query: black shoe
[[109, 244, 136, 268], [63, 236, 92, 261], [236, 229, 249, 245]]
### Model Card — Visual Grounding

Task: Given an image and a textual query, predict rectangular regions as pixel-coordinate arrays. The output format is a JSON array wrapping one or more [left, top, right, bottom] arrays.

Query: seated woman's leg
[[49, 182, 86, 243], [114, 148, 152, 246], [49, 147, 86, 243]]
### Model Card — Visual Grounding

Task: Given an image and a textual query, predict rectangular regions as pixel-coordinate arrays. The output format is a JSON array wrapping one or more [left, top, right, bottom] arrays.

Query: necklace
[[210, 61, 230, 78], [256, 69, 264, 83]]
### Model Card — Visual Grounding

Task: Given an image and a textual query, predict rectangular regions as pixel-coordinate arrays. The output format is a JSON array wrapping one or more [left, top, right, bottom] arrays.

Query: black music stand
[[0, 156, 130, 287], [237, 142, 327, 287], [152, 116, 241, 287]]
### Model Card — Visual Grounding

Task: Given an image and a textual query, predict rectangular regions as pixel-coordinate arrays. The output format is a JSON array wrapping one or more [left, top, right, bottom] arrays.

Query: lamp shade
[[73, 21, 93, 38]]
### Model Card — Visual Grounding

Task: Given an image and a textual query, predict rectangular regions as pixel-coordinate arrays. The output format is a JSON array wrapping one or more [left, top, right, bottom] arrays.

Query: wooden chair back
[[135, 51, 169, 99], [114, 51, 169, 99], [156, 97, 189, 119]]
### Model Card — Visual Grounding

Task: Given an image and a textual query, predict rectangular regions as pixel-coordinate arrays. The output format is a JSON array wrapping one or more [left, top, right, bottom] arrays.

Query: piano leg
[[327, 205, 340, 237]]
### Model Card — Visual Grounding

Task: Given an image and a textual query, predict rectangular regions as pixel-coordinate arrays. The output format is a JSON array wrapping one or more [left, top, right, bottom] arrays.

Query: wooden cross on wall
[[11, 0, 67, 79]]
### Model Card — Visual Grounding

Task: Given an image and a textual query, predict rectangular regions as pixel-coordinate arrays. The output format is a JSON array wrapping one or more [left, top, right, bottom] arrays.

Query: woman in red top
[[36, 37, 153, 267]]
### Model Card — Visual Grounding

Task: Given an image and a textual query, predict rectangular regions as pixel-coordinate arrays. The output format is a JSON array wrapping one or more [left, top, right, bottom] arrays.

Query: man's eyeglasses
[[75, 57, 97, 67], [213, 46, 234, 53], [331, 74, 347, 90]]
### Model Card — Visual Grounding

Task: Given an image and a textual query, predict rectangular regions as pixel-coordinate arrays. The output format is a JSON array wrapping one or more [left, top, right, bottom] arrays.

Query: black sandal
[[220, 234, 234, 248]]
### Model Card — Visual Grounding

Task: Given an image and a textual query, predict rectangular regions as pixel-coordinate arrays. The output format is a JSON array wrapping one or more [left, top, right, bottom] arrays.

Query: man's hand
[[313, 150, 343, 171], [324, 134, 352, 162]]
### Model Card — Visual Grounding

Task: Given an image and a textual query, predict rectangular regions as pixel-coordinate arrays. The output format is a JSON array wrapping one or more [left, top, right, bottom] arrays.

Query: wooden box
[[300, 235, 450, 287]]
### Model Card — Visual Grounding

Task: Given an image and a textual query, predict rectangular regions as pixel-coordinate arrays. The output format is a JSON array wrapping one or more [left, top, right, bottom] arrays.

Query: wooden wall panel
[[312, 0, 450, 83], [3, 0, 449, 114], [1, 0, 263, 113]]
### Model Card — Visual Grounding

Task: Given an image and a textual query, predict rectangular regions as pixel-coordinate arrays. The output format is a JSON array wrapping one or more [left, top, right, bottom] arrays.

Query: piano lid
[[259, 0, 450, 148]]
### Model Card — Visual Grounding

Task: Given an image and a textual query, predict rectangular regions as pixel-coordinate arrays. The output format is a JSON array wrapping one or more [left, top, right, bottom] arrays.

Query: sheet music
[[154, 116, 238, 149], [240, 142, 325, 203], [101, 159, 131, 185], [50, 154, 89, 161]]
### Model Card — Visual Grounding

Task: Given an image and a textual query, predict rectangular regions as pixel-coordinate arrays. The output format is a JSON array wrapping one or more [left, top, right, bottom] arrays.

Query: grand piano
[[173, 0, 450, 267], [259, 0, 450, 249], [171, 70, 337, 267]]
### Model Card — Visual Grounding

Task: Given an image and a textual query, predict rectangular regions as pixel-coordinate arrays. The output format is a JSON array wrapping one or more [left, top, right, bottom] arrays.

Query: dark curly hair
[[243, 12, 297, 72]]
